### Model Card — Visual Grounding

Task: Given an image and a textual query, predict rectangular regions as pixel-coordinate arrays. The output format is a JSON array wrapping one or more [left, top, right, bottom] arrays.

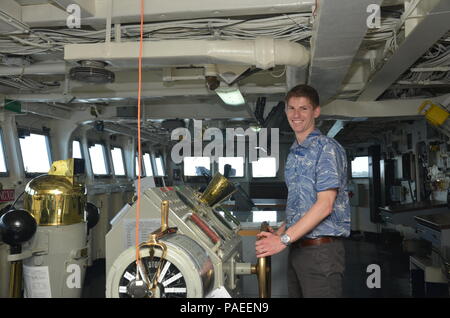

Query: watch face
[[282, 234, 290, 245]]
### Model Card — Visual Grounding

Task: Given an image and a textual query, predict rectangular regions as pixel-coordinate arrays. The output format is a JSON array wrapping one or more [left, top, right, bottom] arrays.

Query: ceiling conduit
[[0, 62, 66, 76], [64, 37, 310, 70]]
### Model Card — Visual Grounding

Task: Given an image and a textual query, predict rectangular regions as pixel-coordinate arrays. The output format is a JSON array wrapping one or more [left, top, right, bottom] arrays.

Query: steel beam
[[0, 0, 29, 33], [308, 0, 383, 104], [143, 103, 250, 120], [51, 0, 95, 17], [326, 120, 346, 138], [321, 94, 450, 118], [22, 0, 313, 27], [21, 102, 71, 120]]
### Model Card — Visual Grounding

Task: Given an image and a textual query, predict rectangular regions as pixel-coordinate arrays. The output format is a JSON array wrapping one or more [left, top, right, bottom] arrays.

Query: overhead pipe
[[64, 37, 310, 70], [0, 62, 66, 76], [6, 85, 287, 103]]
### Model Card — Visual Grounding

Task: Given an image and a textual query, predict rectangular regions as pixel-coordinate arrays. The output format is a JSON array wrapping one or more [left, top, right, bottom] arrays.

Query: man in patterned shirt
[[255, 84, 350, 298]]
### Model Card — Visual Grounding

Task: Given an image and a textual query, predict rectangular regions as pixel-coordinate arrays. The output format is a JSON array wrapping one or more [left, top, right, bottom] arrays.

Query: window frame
[[0, 128, 9, 177], [218, 156, 245, 178], [183, 156, 212, 177], [110, 146, 127, 177], [143, 152, 154, 177], [154, 154, 165, 177], [135, 154, 146, 178], [88, 142, 111, 177], [72, 139, 83, 159], [251, 156, 278, 179], [351, 156, 370, 179], [18, 129, 53, 178]]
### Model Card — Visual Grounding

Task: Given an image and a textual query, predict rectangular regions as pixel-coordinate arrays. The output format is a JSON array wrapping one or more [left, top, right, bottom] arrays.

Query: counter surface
[[415, 212, 450, 230], [379, 200, 447, 214]]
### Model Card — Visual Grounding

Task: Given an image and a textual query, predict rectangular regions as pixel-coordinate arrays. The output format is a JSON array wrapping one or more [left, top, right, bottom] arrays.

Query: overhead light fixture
[[215, 85, 245, 106], [250, 125, 262, 132]]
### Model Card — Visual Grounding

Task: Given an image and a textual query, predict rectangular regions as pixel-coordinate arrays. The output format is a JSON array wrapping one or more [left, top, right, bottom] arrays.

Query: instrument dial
[[118, 257, 187, 298]]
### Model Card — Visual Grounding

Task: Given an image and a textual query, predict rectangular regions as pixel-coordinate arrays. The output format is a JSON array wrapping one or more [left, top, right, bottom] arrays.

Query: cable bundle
[[0, 14, 313, 56]]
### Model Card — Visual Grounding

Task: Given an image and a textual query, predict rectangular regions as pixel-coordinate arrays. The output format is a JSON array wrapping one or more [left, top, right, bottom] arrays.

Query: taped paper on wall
[[23, 265, 52, 298]]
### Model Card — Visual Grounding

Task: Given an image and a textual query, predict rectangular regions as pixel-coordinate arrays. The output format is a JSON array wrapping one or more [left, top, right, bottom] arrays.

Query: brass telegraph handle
[[135, 200, 177, 297], [251, 221, 271, 298], [160, 200, 169, 232]]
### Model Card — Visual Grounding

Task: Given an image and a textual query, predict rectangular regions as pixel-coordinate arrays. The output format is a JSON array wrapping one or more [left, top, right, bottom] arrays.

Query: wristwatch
[[280, 233, 291, 246]]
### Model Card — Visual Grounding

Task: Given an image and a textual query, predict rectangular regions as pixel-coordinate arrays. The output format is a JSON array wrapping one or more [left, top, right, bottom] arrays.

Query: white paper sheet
[[23, 265, 52, 298]]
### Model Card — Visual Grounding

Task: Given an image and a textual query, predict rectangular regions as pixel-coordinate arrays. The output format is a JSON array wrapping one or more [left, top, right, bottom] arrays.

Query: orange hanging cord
[[135, 0, 144, 263]]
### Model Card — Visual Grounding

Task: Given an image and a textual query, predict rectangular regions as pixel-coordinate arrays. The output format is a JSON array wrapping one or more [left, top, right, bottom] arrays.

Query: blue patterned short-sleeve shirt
[[284, 128, 350, 238]]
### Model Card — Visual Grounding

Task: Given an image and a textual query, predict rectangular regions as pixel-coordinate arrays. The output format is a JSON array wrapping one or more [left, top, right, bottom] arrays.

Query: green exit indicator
[[3, 99, 22, 113]]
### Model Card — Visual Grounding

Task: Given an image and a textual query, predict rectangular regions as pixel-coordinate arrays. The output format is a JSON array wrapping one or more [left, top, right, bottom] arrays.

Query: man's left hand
[[255, 231, 287, 258]]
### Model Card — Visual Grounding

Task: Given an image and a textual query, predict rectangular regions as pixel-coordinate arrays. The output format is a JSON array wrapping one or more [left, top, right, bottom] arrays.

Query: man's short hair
[[285, 84, 320, 109]]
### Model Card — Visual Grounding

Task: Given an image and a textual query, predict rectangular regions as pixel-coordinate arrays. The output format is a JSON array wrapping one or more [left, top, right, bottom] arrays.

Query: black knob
[[0, 209, 37, 248], [0, 204, 12, 218], [224, 164, 232, 178], [85, 202, 100, 231]]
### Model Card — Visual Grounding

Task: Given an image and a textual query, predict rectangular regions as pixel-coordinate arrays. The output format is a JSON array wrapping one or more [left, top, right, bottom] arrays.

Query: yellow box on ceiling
[[418, 100, 449, 127]]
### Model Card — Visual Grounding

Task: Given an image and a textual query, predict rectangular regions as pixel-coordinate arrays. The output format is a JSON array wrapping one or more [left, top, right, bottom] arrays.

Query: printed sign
[[23, 265, 52, 298], [0, 189, 15, 202]]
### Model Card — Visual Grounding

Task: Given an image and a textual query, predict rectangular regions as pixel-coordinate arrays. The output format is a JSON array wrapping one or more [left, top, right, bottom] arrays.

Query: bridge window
[[0, 131, 7, 174], [183, 156, 211, 176], [218, 157, 244, 177], [111, 147, 126, 176], [155, 156, 165, 176], [135, 156, 145, 177], [72, 140, 82, 159], [88, 143, 108, 175], [143, 153, 153, 176], [251, 157, 277, 178], [252, 210, 277, 223], [19, 132, 51, 174], [351, 156, 369, 178]]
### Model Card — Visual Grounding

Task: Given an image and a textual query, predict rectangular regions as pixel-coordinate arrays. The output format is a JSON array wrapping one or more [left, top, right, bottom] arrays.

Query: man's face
[[285, 96, 320, 138]]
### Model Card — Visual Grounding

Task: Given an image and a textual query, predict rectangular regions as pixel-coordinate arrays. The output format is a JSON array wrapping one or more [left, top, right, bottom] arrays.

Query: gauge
[[118, 257, 187, 298], [106, 233, 214, 298]]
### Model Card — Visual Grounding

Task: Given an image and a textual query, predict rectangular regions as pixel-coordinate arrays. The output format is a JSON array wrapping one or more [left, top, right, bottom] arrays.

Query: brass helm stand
[[23, 158, 86, 226], [6, 158, 86, 298], [251, 222, 272, 298]]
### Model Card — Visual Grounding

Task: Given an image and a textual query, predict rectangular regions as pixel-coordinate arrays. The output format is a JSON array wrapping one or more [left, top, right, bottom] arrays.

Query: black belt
[[292, 236, 340, 248]]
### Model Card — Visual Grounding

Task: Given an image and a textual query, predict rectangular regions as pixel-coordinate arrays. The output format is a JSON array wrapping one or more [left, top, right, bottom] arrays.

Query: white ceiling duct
[[64, 37, 309, 70], [0, 61, 66, 76]]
